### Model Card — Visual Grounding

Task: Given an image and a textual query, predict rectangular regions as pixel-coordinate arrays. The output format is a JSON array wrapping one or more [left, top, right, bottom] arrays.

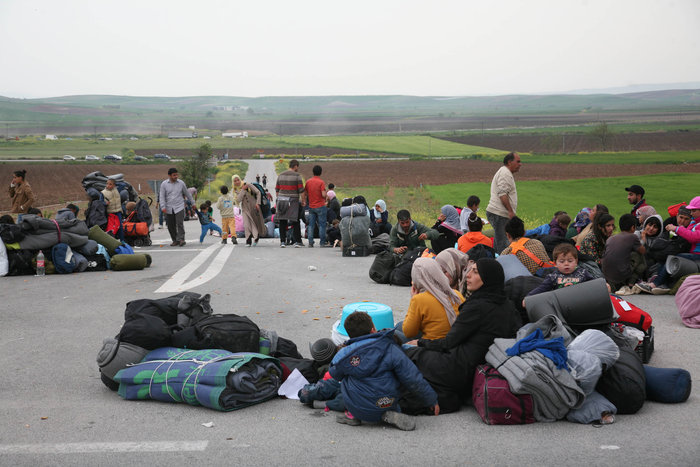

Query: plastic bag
[[568, 329, 619, 369], [567, 349, 602, 394], [566, 391, 617, 424]]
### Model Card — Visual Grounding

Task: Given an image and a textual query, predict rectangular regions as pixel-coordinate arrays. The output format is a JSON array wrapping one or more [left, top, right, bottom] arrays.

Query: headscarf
[[573, 207, 592, 231], [468, 258, 506, 304], [636, 205, 657, 225], [435, 248, 470, 294], [440, 205, 462, 235], [327, 190, 336, 200], [373, 199, 387, 219], [231, 174, 243, 193], [411, 257, 462, 325]]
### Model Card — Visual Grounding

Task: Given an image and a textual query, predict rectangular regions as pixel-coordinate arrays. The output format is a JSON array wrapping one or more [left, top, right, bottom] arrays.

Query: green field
[[270, 135, 503, 157], [335, 173, 697, 229], [521, 150, 700, 164]]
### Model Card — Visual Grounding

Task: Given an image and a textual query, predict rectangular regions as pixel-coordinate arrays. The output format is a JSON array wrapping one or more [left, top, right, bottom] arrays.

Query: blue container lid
[[338, 302, 394, 337]]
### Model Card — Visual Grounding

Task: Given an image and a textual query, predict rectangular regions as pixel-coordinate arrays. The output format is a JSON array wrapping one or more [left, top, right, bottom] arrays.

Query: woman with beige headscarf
[[434, 248, 472, 297], [232, 174, 265, 246], [398, 257, 465, 342]]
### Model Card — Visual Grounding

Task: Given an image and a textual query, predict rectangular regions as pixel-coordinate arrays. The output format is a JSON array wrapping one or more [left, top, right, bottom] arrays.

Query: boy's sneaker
[[336, 411, 361, 426], [221, 238, 227, 244], [280, 243, 286, 248], [381, 411, 416, 431], [231, 238, 238, 244], [636, 282, 653, 294], [651, 284, 670, 295]]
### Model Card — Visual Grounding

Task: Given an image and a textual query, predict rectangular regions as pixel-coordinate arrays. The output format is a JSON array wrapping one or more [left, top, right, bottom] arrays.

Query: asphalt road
[[0, 206, 698, 466]]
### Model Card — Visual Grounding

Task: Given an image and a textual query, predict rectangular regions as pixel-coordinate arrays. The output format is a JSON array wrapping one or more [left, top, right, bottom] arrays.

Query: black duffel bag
[[172, 314, 260, 353], [369, 250, 399, 284]]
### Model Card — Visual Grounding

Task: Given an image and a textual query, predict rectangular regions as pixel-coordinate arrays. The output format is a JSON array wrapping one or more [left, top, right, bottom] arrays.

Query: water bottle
[[36, 250, 45, 276]]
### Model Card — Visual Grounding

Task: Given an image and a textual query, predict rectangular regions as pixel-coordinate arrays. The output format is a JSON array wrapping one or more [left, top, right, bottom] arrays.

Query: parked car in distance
[[153, 153, 170, 160], [85, 154, 99, 160], [103, 154, 122, 161], [133, 155, 148, 161], [63, 155, 76, 160]]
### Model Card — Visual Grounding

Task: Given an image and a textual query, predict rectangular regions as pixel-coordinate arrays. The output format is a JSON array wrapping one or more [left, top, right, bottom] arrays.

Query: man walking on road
[[275, 159, 305, 247], [486, 152, 522, 253], [305, 165, 329, 247], [160, 167, 194, 247]]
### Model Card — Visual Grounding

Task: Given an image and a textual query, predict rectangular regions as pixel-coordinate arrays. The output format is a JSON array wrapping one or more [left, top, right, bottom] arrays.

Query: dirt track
[[3, 160, 699, 211]]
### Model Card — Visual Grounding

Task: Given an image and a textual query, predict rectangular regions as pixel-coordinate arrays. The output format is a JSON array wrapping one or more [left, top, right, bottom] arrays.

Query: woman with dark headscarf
[[431, 205, 463, 254], [404, 258, 521, 413]]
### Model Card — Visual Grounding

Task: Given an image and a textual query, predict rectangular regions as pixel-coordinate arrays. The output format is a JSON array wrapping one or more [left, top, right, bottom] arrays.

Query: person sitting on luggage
[[525, 243, 597, 302], [601, 213, 647, 294], [395, 257, 465, 342], [389, 209, 439, 256], [369, 199, 391, 237], [457, 212, 493, 254], [329, 311, 439, 430], [431, 205, 463, 254], [195, 202, 223, 243], [500, 216, 552, 274]]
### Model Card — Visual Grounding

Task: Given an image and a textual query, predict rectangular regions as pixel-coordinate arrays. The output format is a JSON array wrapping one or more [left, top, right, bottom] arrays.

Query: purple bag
[[472, 364, 535, 425]]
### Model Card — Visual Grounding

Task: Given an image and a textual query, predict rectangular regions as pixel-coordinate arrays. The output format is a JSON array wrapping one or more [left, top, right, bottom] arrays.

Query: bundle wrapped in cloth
[[114, 347, 282, 411]]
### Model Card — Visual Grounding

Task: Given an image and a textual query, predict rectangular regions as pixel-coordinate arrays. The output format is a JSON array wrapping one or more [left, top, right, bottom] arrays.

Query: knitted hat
[[309, 338, 337, 364], [687, 196, 700, 210]]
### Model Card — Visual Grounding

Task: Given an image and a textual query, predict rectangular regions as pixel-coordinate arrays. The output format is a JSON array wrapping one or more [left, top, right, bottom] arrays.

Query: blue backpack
[[51, 243, 77, 274]]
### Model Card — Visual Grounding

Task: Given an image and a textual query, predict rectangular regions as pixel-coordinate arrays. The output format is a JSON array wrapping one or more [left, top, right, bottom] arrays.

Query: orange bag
[[123, 221, 148, 236]]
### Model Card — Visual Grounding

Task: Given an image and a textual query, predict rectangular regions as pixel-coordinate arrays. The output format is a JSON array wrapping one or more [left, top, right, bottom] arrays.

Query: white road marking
[[0, 440, 210, 454], [155, 244, 234, 293]]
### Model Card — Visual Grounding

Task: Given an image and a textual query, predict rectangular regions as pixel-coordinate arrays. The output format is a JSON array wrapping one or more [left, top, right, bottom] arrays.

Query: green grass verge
[[522, 150, 700, 164], [426, 173, 698, 227], [267, 135, 503, 157]]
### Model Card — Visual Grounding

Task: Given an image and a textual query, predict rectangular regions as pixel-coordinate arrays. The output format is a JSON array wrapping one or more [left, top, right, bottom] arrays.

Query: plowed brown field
[[3, 160, 699, 211]]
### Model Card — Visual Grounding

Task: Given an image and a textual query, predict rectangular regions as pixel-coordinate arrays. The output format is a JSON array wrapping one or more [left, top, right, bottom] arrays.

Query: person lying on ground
[[389, 209, 439, 256], [395, 257, 464, 343], [329, 311, 439, 431]]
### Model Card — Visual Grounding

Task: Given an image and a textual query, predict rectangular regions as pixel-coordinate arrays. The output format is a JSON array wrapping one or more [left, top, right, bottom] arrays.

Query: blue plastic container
[[338, 302, 394, 336]]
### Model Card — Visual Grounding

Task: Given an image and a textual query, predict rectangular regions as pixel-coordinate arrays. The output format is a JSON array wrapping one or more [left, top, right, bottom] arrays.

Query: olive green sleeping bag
[[88, 225, 122, 256], [110, 253, 152, 271]]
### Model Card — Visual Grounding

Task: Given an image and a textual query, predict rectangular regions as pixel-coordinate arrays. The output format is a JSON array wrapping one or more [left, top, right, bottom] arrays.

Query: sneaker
[[636, 282, 653, 294], [294, 243, 303, 248], [253, 240, 258, 247], [381, 411, 416, 431], [630, 284, 642, 294], [614, 285, 633, 296], [179, 241, 186, 247], [232, 238, 238, 244], [336, 411, 361, 426], [280, 243, 286, 248], [651, 285, 670, 295], [221, 238, 227, 244]]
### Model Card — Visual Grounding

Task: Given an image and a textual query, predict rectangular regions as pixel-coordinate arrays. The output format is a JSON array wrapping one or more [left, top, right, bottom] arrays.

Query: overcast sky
[[1, 0, 699, 98]]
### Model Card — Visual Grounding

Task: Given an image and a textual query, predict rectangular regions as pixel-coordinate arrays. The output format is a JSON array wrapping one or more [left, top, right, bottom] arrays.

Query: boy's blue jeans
[[199, 222, 222, 242], [307, 206, 327, 246]]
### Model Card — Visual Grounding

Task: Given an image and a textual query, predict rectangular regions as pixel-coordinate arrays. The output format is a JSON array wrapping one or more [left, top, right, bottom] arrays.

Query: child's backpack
[[252, 182, 272, 218], [472, 364, 535, 425]]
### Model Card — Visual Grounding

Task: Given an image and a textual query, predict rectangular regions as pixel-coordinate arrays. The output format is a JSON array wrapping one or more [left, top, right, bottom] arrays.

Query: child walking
[[216, 186, 238, 244], [196, 202, 222, 243]]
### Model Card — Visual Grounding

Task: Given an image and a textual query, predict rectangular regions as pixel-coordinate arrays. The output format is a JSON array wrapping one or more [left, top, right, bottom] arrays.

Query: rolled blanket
[[114, 347, 282, 411]]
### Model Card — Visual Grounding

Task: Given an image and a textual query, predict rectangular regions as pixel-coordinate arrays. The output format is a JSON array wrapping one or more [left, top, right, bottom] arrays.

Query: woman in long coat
[[232, 175, 265, 246]]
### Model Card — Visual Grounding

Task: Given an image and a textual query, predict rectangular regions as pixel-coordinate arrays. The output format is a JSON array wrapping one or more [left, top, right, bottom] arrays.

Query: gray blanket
[[486, 337, 585, 422], [18, 214, 89, 250]]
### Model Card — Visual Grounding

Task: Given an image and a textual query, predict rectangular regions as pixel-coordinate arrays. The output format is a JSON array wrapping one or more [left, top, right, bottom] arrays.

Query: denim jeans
[[199, 222, 222, 243], [486, 211, 509, 254], [307, 206, 327, 245]]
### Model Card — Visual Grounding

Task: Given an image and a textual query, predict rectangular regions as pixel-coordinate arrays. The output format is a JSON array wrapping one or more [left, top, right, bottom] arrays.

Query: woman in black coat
[[404, 258, 522, 413]]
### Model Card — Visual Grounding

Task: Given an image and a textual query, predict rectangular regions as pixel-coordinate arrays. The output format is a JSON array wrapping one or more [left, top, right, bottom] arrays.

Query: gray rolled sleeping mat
[[96, 338, 149, 381], [524, 278, 614, 331], [665, 255, 700, 280]]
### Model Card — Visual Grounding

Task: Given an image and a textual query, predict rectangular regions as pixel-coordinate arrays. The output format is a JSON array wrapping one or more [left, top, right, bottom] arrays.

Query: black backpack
[[174, 314, 261, 353], [389, 247, 426, 286], [251, 182, 272, 218], [595, 345, 646, 414], [369, 250, 399, 284]]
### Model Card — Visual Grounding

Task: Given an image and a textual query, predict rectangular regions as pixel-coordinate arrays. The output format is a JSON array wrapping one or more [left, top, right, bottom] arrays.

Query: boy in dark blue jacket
[[329, 311, 439, 431]]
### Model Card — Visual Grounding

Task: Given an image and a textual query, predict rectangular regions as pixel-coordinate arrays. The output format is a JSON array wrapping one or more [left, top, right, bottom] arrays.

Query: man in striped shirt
[[275, 159, 306, 247]]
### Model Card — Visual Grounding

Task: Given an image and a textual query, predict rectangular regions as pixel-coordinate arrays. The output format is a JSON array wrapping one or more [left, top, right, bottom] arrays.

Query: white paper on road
[[277, 368, 309, 399]]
